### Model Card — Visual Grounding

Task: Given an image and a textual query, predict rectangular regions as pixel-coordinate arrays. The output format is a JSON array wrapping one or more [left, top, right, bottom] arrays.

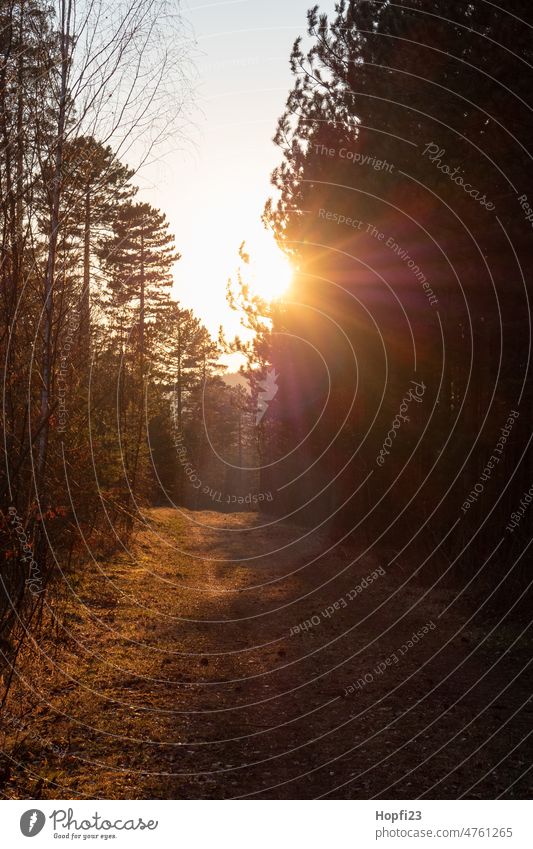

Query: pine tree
[[98, 201, 180, 494], [99, 201, 180, 368], [162, 303, 218, 431], [60, 137, 135, 351]]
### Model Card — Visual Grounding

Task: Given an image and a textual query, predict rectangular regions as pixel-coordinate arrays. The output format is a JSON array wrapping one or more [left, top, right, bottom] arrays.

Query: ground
[[1, 508, 531, 799]]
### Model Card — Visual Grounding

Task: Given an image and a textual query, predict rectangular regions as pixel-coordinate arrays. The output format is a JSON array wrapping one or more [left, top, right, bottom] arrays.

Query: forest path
[[2, 508, 531, 799]]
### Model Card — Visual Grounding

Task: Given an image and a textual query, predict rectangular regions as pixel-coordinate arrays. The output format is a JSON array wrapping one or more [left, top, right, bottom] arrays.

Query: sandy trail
[[1, 508, 531, 799]]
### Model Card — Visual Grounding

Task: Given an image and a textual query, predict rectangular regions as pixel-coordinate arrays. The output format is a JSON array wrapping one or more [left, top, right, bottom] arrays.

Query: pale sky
[[135, 0, 334, 348]]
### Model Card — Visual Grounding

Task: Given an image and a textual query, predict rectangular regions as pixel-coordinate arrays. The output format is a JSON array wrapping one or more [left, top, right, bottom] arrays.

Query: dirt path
[[1, 508, 531, 799]]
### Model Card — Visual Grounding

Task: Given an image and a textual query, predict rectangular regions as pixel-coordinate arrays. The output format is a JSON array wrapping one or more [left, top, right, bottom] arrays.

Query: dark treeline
[[0, 0, 258, 696], [249, 0, 533, 609]]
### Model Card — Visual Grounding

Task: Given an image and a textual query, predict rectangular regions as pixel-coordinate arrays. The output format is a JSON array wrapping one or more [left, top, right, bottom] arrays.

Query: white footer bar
[[1, 799, 531, 848]]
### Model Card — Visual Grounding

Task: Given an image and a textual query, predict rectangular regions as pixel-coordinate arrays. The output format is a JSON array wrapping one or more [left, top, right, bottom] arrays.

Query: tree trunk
[[36, 0, 72, 495], [130, 224, 146, 496], [81, 185, 91, 353]]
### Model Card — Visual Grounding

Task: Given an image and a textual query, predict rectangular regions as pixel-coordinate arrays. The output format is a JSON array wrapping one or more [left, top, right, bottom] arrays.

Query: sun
[[247, 239, 293, 301], [173, 228, 293, 342]]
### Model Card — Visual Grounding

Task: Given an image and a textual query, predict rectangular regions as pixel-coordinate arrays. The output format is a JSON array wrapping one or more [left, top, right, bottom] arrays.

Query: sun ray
[[247, 239, 293, 301]]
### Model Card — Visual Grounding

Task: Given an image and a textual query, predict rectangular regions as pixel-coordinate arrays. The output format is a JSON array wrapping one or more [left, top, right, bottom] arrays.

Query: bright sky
[[136, 0, 334, 350]]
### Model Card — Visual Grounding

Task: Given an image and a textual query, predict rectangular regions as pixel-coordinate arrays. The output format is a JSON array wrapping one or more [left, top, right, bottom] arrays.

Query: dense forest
[[249, 0, 533, 609], [0, 0, 260, 703]]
